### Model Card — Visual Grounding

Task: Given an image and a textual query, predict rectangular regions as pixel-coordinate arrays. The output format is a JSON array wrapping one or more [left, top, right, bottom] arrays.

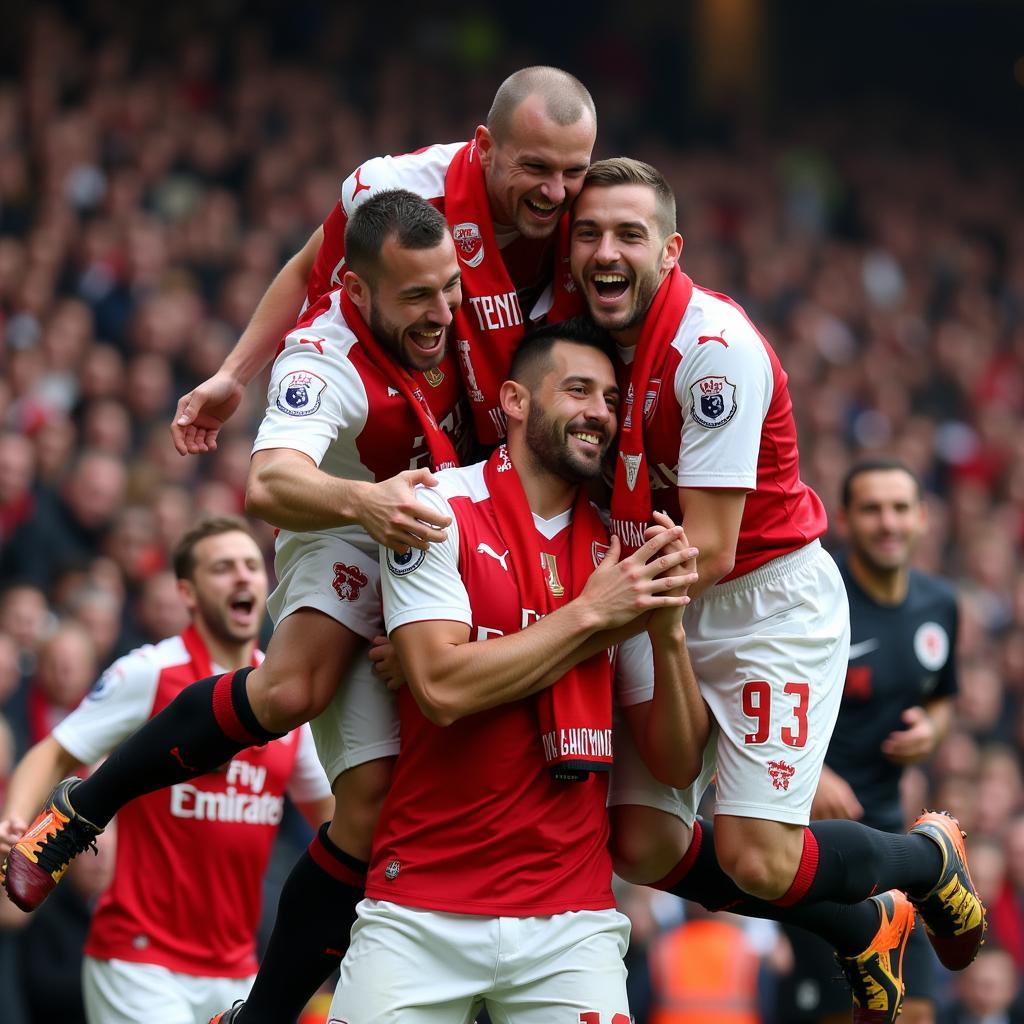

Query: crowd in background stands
[[0, 5, 1022, 1023]]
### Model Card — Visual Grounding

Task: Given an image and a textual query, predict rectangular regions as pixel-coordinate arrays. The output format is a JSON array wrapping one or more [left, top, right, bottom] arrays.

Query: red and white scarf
[[445, 142, 581, 445], [341, 290, 459, 471], [609, 266, 694, 553], [483, 445, 613, 780]]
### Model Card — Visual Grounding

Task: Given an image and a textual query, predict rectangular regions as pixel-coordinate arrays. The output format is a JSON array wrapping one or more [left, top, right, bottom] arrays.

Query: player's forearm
[[643, 627, 710, 787], [536, 620, 648, 691], [222, 230, 321, 385], [246, 453, 370, 533], [3, 737, 81, 825], [405, 603, 604, 726]]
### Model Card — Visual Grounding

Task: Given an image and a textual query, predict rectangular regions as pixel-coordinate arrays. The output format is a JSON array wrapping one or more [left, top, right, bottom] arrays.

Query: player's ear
[[475, 124, 494, 167], [344, 270, 370, 311], [500, 379, 528, 424], [177, 578, 198, 615], [661, 232, 683, 273]]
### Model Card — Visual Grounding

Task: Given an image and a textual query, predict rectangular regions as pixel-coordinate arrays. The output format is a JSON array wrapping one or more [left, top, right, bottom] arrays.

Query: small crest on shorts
[[689, 376, 737, 429], [386, 546, 426, 577], [384, 859, 401, 880], [332, 562, 369, 601], [453, 222, 484, 268], [767, 759, 796, 791], [277, 370, 327, 417], [620, 452, 643, 491]]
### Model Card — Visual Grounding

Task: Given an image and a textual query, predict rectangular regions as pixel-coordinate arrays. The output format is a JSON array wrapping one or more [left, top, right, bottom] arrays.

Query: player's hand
[[810, 766, 863, 821], [644, 511, 699, 639], [369, 635, 406, 691], [580, 527, 694, 631], [364, 469, 451, 554], [171, 370, 246, 455], [881, 706, 936, 765], [0, 817, 27, 860]]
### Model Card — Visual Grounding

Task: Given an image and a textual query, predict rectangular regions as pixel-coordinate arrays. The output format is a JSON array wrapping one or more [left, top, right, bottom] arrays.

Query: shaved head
[[487, 66, 595, 144]]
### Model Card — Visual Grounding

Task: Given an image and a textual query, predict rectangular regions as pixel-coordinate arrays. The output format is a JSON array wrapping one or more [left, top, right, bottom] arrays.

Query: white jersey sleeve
[[252, 294, 368, 467], [286, 723, 333, 804], [380, 485, 471, 633], [614, 632, 656, 707], [51, 651, 161, 765], [673, 301, 773, 489]]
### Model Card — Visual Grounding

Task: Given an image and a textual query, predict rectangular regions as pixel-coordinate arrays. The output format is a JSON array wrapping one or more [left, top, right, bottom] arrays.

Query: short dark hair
[[841, 457, 922, 508], [581, 157, 677, 240], [509, 316, 616, 388], [172, 515, 256, 581], [344, 189, 449, 282], [487, 66, 596, 145]]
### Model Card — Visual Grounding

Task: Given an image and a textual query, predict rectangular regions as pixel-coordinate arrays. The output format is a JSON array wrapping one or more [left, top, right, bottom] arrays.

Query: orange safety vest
[[649, 918, 761, 1024]]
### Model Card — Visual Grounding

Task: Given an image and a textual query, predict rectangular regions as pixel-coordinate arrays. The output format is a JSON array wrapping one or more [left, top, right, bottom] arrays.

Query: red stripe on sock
[[651, 820, 704, 891], [210, 671, 261, 746], [308, 834, 367, 888], [773, 827, 820, 907]]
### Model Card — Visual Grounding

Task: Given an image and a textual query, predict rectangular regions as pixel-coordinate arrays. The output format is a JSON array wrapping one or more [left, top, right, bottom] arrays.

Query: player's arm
[[246, 448, 450, 553], [171, 225, 325, 455], [880, 695, 954, 765], [389, 531, 691, 727], [0, 736, 83, 858], [295, 797, 336, 830], [676, 486, 746, 599]]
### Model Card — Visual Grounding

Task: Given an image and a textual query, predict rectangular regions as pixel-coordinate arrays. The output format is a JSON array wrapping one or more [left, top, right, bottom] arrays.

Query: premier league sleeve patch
[[276, 370, 327, 417], [689, 375, 737, 429], [386, 546, 426, 576]]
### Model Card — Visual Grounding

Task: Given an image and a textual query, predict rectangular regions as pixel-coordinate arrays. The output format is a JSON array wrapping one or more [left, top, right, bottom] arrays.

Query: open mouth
[[228, 595, 256, 621], [590, 272, 630, 301], [524, 196, 560, 221], [407, 325, 445, 354]]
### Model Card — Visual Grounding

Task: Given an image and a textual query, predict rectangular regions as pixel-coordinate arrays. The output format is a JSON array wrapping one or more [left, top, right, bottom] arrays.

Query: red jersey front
[[52, 627, 330, 977], [615, 280, 826, 579], [373, 463, 614, 916]]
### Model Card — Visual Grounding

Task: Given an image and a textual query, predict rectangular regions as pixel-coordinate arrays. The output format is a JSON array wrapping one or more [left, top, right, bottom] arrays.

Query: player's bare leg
[[713, 815, 805, 900]]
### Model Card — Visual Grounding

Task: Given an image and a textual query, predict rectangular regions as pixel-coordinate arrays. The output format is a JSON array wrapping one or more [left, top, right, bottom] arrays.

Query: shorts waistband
[[698, 540, 823, 601]]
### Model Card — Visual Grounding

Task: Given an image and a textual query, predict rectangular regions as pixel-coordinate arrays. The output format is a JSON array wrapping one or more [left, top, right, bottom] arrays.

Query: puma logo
[[476, 543, 509, 571]]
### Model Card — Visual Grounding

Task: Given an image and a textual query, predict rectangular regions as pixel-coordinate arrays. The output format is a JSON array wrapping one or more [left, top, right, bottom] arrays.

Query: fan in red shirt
[[0, 516, 332, 1024]]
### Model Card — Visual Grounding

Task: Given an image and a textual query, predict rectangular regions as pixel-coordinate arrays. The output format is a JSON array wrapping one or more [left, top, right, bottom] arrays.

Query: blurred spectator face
[[67, 586, 122, 662], [0, 633, 21, 705], [152, 485, 192, 551], [571, 181, 678, 335], [931, 729, 980, 780], [81, 398, 132, 457], [838, 468, 926, 573], [78, 343, 125, 401], [136, 570, 189, 642], [966, 839, 1007, 905], [35, 623, 97, 708], [32, 412, 77, 482], [104, 505, 163, 583], [125, 352, 173, 422], [41, 298, 94, 371], [955, 947, 1019, 1016], [0, 585, 50, 655], [64, 450, 126, 530], [478, 92, 595, 240], [0, 432, 35, 505], [955, 662, 1004, 735], [179, 529, 268, 647]]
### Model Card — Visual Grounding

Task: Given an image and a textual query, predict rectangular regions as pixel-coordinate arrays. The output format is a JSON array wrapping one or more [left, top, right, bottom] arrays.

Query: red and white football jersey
[[617, 284, 827, 580], [306, 141, 552, 305], [52, 627, 330, 978], [372, 464, 651, 917], [252, 289, 470, 562]]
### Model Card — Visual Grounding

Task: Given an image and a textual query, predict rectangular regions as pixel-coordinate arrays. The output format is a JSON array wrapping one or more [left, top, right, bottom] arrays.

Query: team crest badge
[[643, 379, 662, 421], [620, 452, 643, 492], [913, 621, 949, 672], [384, 860, 401, 880], [423, 367, 445, 388], [690, 376, 737, 429], [592, 541, 610, 566], [332, 562, 368, 601], [767, 760, 796, 791], [386, 546, 426, 577], [453, 222, 485, 268], [540, 552, 565, 597], [277, 370, 327, 417]]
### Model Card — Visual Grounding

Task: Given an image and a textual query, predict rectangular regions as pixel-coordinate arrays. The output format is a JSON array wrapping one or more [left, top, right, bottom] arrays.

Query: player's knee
[[717, 842, 794, 901], [254, 671, 330, 731], [609, 825, 665, 884], [608, 805, 691, 885]]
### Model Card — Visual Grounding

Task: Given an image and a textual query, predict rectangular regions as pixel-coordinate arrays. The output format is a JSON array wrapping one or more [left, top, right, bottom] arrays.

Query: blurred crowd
[[0, 4, 1021, 1022]]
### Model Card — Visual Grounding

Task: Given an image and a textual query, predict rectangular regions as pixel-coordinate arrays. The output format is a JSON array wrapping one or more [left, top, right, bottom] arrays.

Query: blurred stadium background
[[0, 2, 1022, 1021]]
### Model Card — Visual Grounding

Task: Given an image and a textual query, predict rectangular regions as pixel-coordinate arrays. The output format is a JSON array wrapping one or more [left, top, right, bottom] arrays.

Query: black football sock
[[655, 819, 889, 955], [775, 821, 944, 906], [71, 668, 282, 827], [238, 824, 367, 1024]]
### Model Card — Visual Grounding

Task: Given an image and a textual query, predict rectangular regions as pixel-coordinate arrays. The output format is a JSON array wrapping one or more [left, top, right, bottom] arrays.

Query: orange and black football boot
[[907, 810, 986, 970], [2, 778, 101, 912], [209, 1002, 245, 1024], [836, 889, 915, 1024]]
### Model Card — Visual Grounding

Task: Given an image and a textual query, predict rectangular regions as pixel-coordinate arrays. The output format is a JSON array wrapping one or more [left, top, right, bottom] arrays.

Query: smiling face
[[841, 468, 926, 574], [352, 233, 462, 372], [478, 93, 595, 240], [180, 530, 268, 647], [570, 183, 681, 342], [522, 340, 619, 483]]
